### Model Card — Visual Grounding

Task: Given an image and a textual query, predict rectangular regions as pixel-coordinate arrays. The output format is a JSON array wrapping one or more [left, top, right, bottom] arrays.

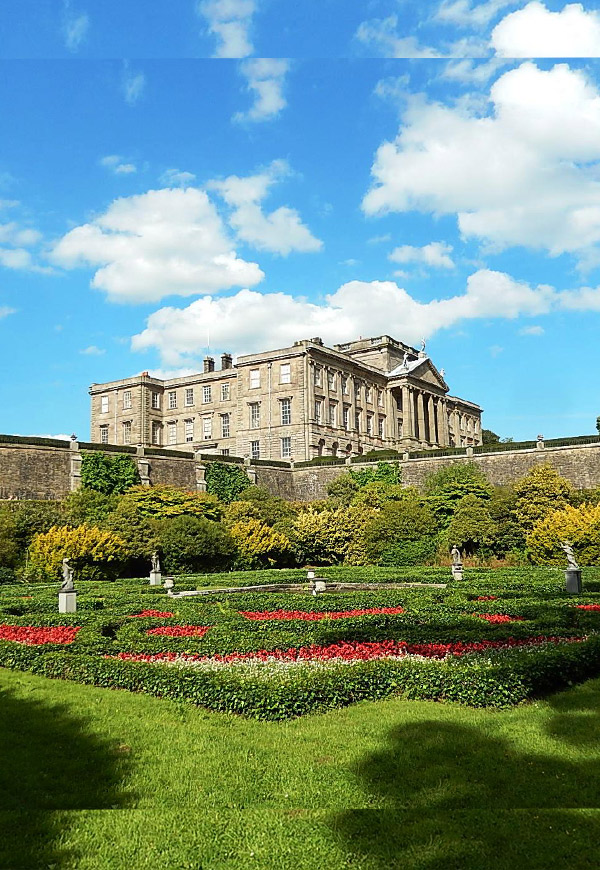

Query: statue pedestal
[[565, 569, 582, 595], [59, 591, 77, 613], [311, 579, 326, 596], [451, 565, 463, 582], [149, 570, 162, 586]]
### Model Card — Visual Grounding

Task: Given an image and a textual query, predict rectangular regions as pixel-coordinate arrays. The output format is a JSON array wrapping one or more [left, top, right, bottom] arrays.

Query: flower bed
[[0, 625, 80, 645], [128, 610, 174, 619], [239, 606, 405, 621], [476, 614, 524, 624], [145, 626, 210, 638], [575, 604, 600, 611]]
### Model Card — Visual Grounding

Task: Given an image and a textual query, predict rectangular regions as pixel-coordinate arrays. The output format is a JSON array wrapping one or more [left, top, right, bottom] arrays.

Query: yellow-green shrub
[[526, 503, 600, 566], [291, 505, 374, 566], [28, 524, 130, 581], [229, 519, 294, 569]]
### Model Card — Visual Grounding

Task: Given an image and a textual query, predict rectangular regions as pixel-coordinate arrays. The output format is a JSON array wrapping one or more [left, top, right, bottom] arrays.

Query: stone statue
[[402, 352, 410, 368], [560, 541, 579, 570], [420, 338, 426, 353], [151, 552, 161, 574], [451, 545, 462, 566], [60, 558, 75, 592]]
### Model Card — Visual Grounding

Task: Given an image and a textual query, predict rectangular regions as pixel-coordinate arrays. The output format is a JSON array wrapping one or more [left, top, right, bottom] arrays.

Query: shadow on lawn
[[0, 683, 132, 869], [331, 683, 600, 870]]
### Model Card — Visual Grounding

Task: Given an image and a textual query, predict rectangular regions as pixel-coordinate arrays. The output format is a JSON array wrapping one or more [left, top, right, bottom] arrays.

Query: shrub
[[326, 473, 359, 507], [62, 489, 119, 527], [28, 525, 129, 581], [0, 566, 17, 584], [527, 503, 600, 566], [447, 494, 497, 556], [119, 485, 222, 521], [378, 537, 438, 567], [229, 518, 294, 569], [514, 464, 573, 532], [424, 462, 492, 526], [155, 515, 236, 573], [364, 497, 437, 562], [205, 462, 250, 503], [80, 452, 140, 495], [349, 461, 402, 488], [0, 507, 20, 569], [291, 505, 373, 566]]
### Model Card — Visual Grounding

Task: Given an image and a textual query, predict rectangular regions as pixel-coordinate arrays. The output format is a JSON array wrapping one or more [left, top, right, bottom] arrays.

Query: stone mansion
[[89, 335, 482, 461]]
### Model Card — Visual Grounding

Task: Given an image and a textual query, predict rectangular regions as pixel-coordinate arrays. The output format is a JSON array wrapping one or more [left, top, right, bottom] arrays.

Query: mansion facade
[[89, 335, 482, 461]]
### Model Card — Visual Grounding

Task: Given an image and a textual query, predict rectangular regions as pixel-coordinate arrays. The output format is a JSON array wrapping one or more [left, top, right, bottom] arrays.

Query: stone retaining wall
[[1, 438, 600, 502]]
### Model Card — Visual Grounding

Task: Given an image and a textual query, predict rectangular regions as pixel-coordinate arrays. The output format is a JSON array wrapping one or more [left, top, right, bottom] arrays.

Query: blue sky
[[1, 1, 600, 442]]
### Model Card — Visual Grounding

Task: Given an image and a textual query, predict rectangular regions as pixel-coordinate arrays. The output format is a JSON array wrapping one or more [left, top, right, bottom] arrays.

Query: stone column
[[417, 391, 426, 444], [428, 396, 437, 446], [401, 385, 413, 439], [69, 440, 82, 491], [195, 462, 207, 492], [138, 457, 151, 486], [440, 400, 450, 446]]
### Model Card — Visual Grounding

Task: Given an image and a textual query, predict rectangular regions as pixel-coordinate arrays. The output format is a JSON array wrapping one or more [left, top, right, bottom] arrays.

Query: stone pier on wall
[[1, 437, 600, 502]]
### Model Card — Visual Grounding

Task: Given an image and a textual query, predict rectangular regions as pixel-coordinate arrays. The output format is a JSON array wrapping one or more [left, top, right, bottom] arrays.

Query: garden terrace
[[2, 567, 600, 719]]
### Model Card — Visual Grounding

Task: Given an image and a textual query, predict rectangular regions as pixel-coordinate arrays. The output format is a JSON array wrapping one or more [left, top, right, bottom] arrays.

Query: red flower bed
[[0, 625, 80, 645], [575, 604, 600, 611], [476, 613, 524, 624], [475, 596, 498, 601], [145, 626, 210, 638], [239, 606, 405, 622], [128, 610, 174, 619], [110, 634, 584, 665]]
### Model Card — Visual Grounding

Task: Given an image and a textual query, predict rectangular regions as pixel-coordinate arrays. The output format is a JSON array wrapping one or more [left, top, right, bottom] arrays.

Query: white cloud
[[436, 0, 518, 29], [356, 15, 441, 58], [492, 2, 600, 57], [234, 58, 290, 123], [519, 325, 544, 335], [160, 169, 197, 187], [197, 0, 256, 58], [0, 306, 16, 320], [100, 155, 137, 175], [0, 222, 42, 247], [131, 268, 556, 366], [442, 58, 508, 84], [557, 285, 600, 310], [122, 63, 146, 105], [363, 62, 600, 263], [389, 242, 455, 269], [62, 0, 89, 52], [49, 187, 264, 303], [489, 344, 504, 357], [209, 161, 323, 255], [80, 345, 105, 355]]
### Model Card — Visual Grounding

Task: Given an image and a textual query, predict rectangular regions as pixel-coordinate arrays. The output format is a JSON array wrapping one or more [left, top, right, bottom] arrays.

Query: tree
[[326, 473, 359, 507], [447, 494, 497, 556], [80, 452, 140, 495], [155, 515, 236, 574], [527, 503, 600, 566], [0, 507, 20, 569], [363, 496, 437, 563], [482, 429, 500, 444], [423, 462, 492, 527], [596, 416, 600, 435], [62, 489, 118, 527], [228, 518, 294, 569], [513, 464, 573, 532], [487, 486, 526, 557]]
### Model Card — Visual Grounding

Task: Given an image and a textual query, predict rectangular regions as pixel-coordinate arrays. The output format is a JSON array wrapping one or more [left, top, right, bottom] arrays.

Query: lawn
[[1, 665, 600, 869]]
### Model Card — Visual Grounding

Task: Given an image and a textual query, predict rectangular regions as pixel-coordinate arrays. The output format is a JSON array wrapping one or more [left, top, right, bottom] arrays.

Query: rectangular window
[[123, 390, 132, 410], [378, 389, 384, 408], [203, 418, 212, 440], [329, 402, 337, 426], [327, 370, 335, 390], [343, 406, 349, 430], [152, 421, 161, 445], [355, 411, 361, 432], [314, 366, 322, 386], [354, 382, 361, 402], [250, 369, 260, 389], [221, 383, 230, 401], [314, 399, 322, 424], [280, 363, 291, 384], [168, 422, 177, 445], [221, 413, 230, 438], [367, 414, 373, 436], [122, 421, 131, 444], [280, 398, 291, 426], [185, 388, 194, 406], [281, 436, 292, 459], [250, 440, 260, 459], [342, 376, 349, 395], [101, 396, 109, 414], [366, 386, 373, 404], [168, 390, 177, 410], [202, 385, 211, 404], [184, 419, 194, 443], [378, 417, 385, 439], [221, 448, 230, 456], [250, 403, 260, 429], [151, 392, 160, 410], [99, 424, 108, 444]]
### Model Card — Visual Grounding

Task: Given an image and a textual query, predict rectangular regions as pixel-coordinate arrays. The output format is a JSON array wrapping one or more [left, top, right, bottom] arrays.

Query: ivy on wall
[[205, 461, 251, 503], [80, 452, 141, 495]]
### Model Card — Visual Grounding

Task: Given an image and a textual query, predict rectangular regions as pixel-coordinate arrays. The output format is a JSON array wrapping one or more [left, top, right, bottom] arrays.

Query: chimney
[[221, 353, 233, 370], [203, 356, 215, 373]]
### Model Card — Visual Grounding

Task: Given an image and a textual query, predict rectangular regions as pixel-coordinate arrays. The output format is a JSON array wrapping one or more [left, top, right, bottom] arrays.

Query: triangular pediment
[[388, 357, 448, 391]]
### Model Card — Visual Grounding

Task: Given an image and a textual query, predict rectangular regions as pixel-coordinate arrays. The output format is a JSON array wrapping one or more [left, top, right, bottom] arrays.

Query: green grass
[[1, 666, 600, 869]]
